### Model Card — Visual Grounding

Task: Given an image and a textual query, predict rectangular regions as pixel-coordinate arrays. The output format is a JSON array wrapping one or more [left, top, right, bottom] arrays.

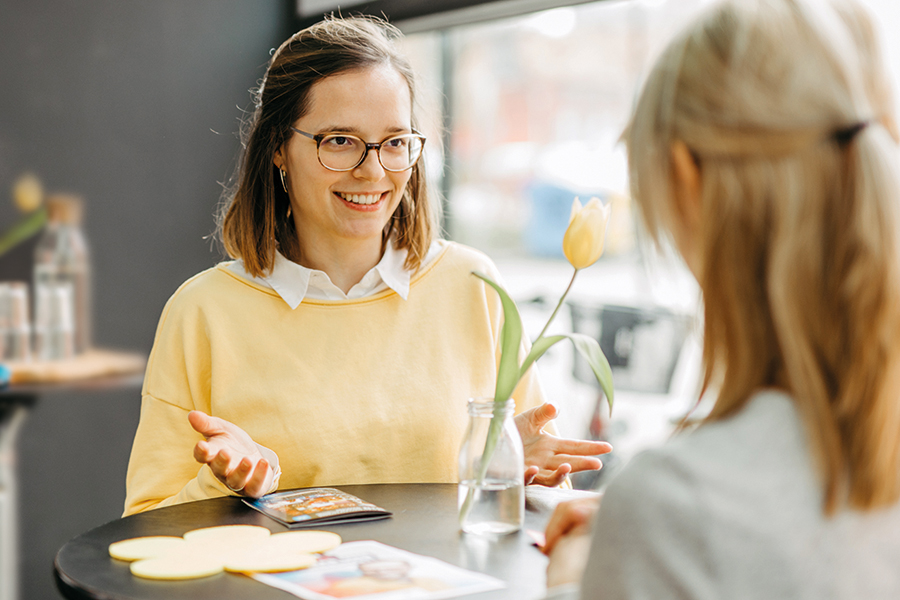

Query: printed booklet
[[253, 540, 505, 599], [244, 488, 392, 528]]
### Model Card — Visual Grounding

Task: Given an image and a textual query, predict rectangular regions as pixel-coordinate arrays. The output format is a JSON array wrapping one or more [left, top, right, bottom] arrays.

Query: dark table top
[[1, 371, 142, 430], [54, 483, 575, 600]]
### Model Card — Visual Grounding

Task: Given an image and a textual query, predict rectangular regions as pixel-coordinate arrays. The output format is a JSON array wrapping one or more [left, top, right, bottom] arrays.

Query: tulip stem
[[0, 208, 47, 258], [536, 268, 579, 342]]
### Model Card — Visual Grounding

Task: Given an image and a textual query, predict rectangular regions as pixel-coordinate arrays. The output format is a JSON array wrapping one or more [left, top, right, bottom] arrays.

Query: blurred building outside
[[395, 0, 900, 487], [395, 0, 714, 487]]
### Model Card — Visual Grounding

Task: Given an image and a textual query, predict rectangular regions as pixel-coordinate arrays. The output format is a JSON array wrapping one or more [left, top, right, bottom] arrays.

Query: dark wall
[[0, 2, 295, 599], [0, 0, 295, 354]]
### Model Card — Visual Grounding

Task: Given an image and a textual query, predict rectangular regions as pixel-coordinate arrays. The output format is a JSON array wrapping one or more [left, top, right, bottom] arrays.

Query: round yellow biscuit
[[176, 541, 243, 565], [109, 536, 187, 561], [182, 525, 271, 545], [224, 547, 317, 574], [263, 531, 342, 554], [130, 555, 224, 580]]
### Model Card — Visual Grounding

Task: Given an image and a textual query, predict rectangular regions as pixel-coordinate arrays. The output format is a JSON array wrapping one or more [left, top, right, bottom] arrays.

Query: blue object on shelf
[[0, 364, 10, 389], [525, 182, 605, 258]]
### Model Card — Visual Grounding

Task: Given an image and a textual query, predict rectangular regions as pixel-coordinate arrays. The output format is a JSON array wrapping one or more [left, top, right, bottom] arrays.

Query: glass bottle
[[33, 194, 91, 359], [458, 397, 525, 535], [0, 282, 32, 361]]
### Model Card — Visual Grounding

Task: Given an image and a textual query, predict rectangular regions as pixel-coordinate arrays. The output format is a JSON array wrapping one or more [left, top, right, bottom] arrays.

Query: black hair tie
[[833, 121, 869, 145]]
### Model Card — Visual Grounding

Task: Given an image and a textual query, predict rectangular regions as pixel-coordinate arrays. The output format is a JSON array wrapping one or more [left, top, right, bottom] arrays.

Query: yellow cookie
[[130, 555, 224, 580], [224, 547, 317, 573], [182, 525, 271, 545], [263, 531, 342, 554], [109, 536, 187, 561]]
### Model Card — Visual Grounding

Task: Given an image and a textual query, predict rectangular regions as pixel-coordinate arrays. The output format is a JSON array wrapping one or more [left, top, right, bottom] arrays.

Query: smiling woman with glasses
[[122, 15, 611, 518]]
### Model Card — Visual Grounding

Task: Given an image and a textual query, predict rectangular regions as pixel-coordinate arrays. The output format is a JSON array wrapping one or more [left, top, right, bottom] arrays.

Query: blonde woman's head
[[625, 0, 900, 513]]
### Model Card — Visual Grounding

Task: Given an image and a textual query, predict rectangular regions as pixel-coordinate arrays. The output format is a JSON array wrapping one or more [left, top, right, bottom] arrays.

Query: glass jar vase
[[458, 397, 524, 535]]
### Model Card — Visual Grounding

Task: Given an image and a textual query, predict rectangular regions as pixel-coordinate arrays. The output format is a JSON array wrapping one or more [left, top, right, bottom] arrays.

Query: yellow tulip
[[12, 173, 44, 213], [563, 197, 611, 270]]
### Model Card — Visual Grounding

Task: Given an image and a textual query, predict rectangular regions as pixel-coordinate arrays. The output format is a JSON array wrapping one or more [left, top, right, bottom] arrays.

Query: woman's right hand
[[188, 410, 274, 498]]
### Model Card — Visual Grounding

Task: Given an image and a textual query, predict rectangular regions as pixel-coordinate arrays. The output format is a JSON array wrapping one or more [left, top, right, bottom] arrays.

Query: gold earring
[[279, 169, 288, 193], [287, 205, 292, 218]]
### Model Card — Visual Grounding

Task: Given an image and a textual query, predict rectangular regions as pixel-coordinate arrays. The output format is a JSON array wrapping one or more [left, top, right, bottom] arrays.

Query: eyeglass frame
[[290, 127, 426, 172]]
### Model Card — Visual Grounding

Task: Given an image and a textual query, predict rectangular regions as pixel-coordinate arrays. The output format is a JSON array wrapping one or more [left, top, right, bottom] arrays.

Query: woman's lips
[[334, 191, 387, 211], [336, 191, 386, 205]]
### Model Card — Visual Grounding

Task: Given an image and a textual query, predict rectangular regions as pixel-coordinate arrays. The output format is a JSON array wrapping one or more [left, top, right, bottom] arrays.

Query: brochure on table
[[244, 488, 392, 528], [254, 540, 505, 599]]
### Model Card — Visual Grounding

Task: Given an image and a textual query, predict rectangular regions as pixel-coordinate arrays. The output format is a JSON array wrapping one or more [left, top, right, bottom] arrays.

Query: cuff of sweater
[[256, 442, 282, 495], [197, 463, 235, 496]]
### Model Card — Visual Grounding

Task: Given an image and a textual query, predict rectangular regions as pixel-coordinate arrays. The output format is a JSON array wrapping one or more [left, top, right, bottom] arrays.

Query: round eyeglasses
[[290, 127, 426, 172]]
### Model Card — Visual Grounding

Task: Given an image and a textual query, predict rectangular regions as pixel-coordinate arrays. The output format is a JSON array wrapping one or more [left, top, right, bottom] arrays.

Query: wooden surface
[[4, 348, 146, 386], [54, 484, 585, 600]]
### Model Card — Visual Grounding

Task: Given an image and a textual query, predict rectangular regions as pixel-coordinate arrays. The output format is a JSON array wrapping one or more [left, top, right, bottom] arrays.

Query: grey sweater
[[551, 390, 900, 600]]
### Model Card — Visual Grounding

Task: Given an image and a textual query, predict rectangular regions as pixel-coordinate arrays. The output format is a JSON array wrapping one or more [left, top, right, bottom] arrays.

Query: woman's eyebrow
[[318, 125, 363, 134], [317, 125, 411, 135]]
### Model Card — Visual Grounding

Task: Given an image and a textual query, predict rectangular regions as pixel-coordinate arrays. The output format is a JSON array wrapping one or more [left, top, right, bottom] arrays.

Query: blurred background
[[1, 0, 898, 598]]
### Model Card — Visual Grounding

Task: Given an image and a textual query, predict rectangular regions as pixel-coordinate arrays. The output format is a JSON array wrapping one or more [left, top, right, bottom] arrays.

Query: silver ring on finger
[[225, 482, 244, 494]]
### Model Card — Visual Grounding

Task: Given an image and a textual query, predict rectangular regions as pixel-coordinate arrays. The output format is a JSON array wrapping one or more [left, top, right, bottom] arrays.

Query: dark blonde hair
[[626, 0, 900, 514], [219, 15, 437, 277]]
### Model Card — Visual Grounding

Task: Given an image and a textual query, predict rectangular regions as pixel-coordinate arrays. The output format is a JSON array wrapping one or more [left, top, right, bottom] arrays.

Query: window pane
[[400, 1, 713, 484]]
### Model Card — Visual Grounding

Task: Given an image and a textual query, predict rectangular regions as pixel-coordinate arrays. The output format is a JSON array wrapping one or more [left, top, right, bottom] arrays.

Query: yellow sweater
[[124, 242, 546, 515]]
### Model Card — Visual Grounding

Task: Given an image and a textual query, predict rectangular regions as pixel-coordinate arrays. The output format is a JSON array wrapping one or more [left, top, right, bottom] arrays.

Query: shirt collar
[[266, 252, 312, 309], [227, 240, 412, 309], [373, 240, 411, 301]]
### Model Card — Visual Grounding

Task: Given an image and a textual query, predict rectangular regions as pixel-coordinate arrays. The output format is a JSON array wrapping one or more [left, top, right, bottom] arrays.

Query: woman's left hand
[[546, 530, 593, 588], [516, 403, 612, 487], [543, 497, 599, 588]]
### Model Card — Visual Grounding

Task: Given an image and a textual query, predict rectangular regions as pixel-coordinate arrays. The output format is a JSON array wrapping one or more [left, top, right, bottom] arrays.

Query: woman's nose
[[353, 147, 386, 181]]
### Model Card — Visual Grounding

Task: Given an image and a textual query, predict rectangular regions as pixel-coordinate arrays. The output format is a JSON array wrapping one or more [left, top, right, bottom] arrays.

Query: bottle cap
[[46, 194, 84, 225]]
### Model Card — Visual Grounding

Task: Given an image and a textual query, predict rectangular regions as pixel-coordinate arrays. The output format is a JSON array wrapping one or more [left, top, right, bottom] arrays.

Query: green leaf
[[472, 271, 523, 406], [568, 333, 615, 415], [517, 332, 614, 416], [519, 334, 567, 379], [0, 208, 47, 257]]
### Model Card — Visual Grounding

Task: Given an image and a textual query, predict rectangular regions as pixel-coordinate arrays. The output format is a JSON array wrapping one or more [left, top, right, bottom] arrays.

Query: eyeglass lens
[[318, 134, 423, 171]]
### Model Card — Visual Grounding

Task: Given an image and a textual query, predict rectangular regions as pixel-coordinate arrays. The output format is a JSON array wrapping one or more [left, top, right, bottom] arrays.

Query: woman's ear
[[670, 140, 702, 234], [273, 147, 285, 171]]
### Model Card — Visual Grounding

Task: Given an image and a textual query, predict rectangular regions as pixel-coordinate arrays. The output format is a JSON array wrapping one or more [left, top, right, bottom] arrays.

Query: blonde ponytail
[[626, 0, 900, 513]]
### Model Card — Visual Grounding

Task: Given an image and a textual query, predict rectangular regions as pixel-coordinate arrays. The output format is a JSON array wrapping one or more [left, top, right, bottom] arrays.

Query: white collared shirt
[[227, 239, 444, 307]]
